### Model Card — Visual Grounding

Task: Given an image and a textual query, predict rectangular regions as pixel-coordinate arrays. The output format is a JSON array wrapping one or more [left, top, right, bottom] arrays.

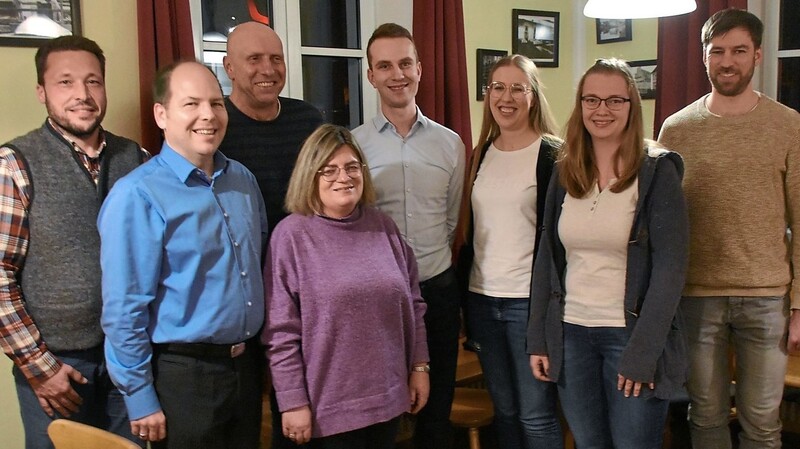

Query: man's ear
[[36, 84, 46, 105], [223, 56, 234, 80], [153, 103, 167, 130]]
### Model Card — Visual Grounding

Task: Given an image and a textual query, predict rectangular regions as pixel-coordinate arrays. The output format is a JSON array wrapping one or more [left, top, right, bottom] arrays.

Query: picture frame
[[476, 49, 508, 101], [626, 59, 657, 100], [512, 9, 559, 68], [596, 19, 632, 44], [0, 0, 81, 47]]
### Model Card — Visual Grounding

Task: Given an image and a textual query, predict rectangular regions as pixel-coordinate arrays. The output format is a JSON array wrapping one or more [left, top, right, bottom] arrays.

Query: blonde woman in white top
[[456, 54, 562, 449]]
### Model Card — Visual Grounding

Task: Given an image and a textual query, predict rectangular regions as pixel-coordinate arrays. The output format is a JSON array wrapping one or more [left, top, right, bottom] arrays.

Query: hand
[[28, 363, 87, 417], [283, 405, 312, 445], [131, 410, 167, 442], [408, 371, 430, 414], [617, 374, 654, 398], [787, 309, 800, 353], [530, 355, 552, 381]]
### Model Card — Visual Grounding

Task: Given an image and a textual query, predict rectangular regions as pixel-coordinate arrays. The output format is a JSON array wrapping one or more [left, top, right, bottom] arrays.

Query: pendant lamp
[[583, 0, 697, 19]]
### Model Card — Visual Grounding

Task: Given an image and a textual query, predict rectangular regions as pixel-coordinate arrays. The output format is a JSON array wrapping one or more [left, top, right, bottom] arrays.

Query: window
[[751, 0, 800, 112], [295, 0, 363, 128], [777, 0, 800, 112], [193, 0, 273, 95], [190, 0, 377, 127], [282, 0, 376, 128]]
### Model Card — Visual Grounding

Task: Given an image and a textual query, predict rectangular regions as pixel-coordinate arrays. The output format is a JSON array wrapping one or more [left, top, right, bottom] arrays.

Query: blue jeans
[[466, 293, 562, 449], [558, 323, 669, 449], [13, 346, 140, 449], [681, 296, 788, 449]]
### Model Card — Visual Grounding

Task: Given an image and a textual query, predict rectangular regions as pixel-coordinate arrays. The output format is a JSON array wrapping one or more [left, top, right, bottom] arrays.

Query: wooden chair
[[450, 387, 494, 449], [785, 352, 800, 388], [47, 419, 141, 449]]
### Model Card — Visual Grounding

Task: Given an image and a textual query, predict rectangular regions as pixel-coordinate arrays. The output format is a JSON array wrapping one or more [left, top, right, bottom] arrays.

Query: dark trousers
[[414, 266, 460, 449], [13, 346, 140, 449], [150, 341, 263, 449], [308, 416, 401, 449]]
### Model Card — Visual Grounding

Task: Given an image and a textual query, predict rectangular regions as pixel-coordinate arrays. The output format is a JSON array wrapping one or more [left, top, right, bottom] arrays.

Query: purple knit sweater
[[262, 205, 429, 438]]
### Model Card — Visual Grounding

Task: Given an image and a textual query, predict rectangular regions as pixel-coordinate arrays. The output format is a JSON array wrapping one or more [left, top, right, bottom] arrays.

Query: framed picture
[[512, 9, 559, 68], [476, 49, 508, 101], [0, 0, 81, 47], [596, 19, 632, 44], [626, 59, 657, 100]]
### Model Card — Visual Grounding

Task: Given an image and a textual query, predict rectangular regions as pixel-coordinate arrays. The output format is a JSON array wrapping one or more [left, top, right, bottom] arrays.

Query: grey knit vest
[[4, 122, 142, 352]]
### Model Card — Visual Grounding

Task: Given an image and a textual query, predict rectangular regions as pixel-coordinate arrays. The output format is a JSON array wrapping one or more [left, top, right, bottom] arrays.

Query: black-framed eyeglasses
[[581, 96, 631, 111], [488, 82, 533, 99], [317, 162, 365, 182]]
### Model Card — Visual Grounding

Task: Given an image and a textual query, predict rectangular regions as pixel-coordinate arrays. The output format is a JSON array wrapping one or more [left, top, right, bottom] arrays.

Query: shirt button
[[407, 213, 412, 218], [234, 241, 239, 247], [406, 188, 411, 192], [404, 163, 409, 167], [246, 331, 251, 336], [223, 212, 229, 218], [247, 301, 252, 306], [241, 271, 247, 277]]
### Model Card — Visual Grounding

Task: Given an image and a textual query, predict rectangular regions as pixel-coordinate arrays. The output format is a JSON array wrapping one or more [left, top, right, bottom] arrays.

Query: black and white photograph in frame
[[626, 59, 657, 100], [596, 19, 632, 44], [511, 9, 559, 68], [0, 0, 81, 47], [476, 48, 508, 101]]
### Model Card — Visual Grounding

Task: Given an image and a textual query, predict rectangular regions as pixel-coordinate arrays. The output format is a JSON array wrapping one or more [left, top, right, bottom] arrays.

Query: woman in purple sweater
[[262, 124, 430, 449]]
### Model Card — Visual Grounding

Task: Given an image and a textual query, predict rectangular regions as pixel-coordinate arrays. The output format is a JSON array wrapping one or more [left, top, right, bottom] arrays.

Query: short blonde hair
[[285, 124, 376, 215]]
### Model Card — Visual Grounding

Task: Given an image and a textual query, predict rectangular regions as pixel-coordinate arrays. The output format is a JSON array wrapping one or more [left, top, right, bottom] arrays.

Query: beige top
[[559, 178, 638, 327], [469, 139, 540, 297], [659, 94, 800, 307]]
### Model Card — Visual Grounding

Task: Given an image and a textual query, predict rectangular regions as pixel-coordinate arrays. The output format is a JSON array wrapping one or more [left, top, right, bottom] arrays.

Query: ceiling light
[[583, 0, 697, 19]]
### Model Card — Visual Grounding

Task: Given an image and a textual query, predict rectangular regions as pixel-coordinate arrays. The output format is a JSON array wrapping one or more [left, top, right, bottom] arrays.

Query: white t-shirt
[[559, 178, 638, 327], [469, 139, 540, 298]]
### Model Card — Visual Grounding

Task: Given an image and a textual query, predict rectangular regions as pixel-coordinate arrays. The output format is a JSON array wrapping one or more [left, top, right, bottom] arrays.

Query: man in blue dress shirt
[[98, 61, 268, 449]]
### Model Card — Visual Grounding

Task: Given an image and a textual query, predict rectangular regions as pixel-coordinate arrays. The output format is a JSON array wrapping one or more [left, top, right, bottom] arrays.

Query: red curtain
[[654, 0, 747, 135], [137, 0, 195, 153], [413, 0, 473, 151]]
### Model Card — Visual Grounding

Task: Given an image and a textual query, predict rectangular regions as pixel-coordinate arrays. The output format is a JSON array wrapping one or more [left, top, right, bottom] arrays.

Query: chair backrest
[[786, 352, 800, 388], [48, 419, 141, 449]]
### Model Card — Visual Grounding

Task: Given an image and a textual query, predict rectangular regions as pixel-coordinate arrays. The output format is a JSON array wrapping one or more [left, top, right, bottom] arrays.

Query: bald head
[[224, 22, 286, 120]]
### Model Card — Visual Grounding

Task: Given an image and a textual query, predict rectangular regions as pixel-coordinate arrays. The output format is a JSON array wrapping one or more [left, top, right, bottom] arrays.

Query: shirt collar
[[158, 143, 228, 183], [372, 106, 427, 134], [46, 118, 107, 157]]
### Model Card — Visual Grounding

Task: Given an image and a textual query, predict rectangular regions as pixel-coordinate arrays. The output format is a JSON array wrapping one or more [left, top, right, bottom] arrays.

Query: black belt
[[154, 341, 248, 359]]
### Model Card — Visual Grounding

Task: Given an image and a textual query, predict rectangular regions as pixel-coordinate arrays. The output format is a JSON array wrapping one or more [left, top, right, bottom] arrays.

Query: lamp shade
[[583, 0, 697, 19]]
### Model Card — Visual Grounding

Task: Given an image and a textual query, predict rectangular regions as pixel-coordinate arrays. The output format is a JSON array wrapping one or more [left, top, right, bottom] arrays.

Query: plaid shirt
[[0, 122, 149, 381]]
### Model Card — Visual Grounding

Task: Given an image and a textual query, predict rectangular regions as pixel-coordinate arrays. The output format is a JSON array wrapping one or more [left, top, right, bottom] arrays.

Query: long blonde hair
[[458, 55, 560, 243], [559, 58, 644, 198]]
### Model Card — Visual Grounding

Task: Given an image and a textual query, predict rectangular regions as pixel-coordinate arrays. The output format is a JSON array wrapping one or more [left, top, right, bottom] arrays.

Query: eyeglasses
[[581, 96, 631, 111], [488, 82, 533, 100], [317, 162, 365, 182]]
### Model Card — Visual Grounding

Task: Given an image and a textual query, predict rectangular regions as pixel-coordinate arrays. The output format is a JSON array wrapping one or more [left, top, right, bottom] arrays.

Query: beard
[[708, 63, 755, 97], [45, 98, 105, 139]]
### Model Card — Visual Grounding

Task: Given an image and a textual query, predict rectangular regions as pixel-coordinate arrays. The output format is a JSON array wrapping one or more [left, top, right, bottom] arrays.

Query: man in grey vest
[[0, 36, 147, 449]]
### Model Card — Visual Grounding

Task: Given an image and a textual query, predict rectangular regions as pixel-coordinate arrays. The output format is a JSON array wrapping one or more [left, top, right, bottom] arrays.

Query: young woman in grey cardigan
[[526, 59, 689, 449]]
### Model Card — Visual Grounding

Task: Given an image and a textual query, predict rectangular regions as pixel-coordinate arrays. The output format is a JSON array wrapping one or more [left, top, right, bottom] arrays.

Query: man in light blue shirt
[[352, 23, 465, 449], [98, 61, 267, 449]]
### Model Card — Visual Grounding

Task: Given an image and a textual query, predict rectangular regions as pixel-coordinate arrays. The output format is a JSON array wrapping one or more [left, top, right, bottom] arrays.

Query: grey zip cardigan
[[526, 146, 690, 400]]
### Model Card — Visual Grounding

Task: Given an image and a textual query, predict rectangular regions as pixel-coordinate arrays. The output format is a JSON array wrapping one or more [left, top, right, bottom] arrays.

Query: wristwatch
[[412, 364, 431, 373]]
